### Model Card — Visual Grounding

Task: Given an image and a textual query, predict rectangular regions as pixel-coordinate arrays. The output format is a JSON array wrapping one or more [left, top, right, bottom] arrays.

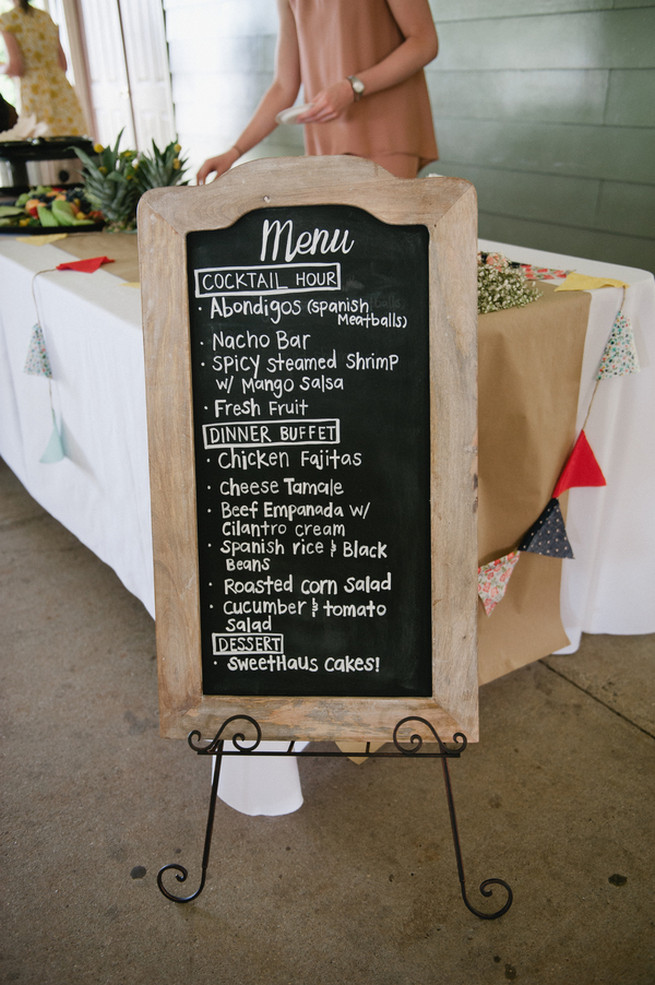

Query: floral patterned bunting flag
[[478, 551, 520, 615], [518, 498, 574, 559], [552, 430, 606, 499], [520, 263, 569, 281], [23, 323, 52, 378], [596, 310, 640, 380]]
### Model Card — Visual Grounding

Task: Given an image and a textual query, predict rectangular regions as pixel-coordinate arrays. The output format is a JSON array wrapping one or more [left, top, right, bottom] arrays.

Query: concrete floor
[[1, 456, 654, 985]]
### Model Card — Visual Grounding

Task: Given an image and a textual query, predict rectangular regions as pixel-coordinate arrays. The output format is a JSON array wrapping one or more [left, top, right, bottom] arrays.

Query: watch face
[[353, 78, 364, 94]]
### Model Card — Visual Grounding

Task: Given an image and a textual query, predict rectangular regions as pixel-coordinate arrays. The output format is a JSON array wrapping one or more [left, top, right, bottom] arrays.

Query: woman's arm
[[298, 0, 438, 124], [197, 0, 301, 183], [57, 38, 68, 73], [0, 30, 25, 77]]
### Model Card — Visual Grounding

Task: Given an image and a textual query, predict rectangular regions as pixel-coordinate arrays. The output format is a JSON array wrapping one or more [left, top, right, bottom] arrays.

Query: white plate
[[275, 104, 311, 125]]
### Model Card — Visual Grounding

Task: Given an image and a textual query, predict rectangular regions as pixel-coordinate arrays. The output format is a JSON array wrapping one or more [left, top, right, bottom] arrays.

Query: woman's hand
[[297, 79, 354, 124], [196, 146, 241, 185]]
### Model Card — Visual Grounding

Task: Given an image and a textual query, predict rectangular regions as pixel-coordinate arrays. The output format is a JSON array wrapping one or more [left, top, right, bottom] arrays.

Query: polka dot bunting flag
[[518, 498, 574, 559]]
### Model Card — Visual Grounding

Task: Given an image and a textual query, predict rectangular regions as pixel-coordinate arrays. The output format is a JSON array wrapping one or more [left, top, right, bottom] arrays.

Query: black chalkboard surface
[[188, 205, 431, 697]]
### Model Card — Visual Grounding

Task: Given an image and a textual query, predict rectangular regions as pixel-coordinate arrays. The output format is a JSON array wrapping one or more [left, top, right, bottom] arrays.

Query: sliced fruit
[[36, 204, 59, 227], [51, 199, 78, 225]]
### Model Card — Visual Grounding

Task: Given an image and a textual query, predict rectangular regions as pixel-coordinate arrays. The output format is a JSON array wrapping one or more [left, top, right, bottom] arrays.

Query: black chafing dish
[[0, 135, 96, 194]]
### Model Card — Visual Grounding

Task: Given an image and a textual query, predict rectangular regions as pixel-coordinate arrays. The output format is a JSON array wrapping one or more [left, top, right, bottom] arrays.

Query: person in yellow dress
[[0, 0, 87, 135]]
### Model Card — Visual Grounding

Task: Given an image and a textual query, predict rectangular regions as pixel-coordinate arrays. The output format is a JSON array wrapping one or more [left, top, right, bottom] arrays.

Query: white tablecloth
[[0, 238, 155, 613], [1, 233, 653, 815]]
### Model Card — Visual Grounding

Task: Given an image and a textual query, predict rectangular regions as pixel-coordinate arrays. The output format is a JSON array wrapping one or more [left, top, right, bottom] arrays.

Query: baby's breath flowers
[[477, 252, 542, 314]]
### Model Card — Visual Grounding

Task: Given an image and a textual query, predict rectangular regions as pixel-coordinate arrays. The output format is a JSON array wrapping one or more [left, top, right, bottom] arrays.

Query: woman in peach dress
[[197, 0, 438, 183]]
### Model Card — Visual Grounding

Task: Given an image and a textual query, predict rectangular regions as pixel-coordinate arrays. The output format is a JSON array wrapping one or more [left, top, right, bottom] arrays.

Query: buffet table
[[1, 228, 653, 814]]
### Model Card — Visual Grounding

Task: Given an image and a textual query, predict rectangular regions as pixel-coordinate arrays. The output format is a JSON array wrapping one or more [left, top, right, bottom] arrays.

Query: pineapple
[[72, 131, 190, 231], [72, 130, 140, 231], [134, 138, 189, 195]]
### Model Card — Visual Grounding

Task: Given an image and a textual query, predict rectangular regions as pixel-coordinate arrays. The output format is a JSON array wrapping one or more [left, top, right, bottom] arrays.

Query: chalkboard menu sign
[[188, 205, 430, 698], [139, 157, 478, 742]]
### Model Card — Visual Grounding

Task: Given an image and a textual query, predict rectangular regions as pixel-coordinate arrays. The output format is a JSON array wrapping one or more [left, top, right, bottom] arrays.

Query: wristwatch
[[347, 75, 365, 102]]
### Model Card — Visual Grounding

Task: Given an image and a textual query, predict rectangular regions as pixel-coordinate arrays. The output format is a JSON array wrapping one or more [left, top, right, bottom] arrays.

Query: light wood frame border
[[138, 156, 478, 742]]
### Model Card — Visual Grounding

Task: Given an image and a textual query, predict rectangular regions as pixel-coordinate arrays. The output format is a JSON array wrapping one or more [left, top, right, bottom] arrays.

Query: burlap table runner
[[45, 231, 594, 683], [477, 283, 591, 683]]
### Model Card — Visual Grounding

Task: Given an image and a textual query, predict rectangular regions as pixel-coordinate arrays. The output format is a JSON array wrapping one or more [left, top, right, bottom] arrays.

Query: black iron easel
[[157, 715, 513, 920]]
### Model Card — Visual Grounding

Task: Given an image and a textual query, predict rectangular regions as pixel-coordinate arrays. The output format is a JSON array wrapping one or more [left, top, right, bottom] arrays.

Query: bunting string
[[27, 268, 66, 463], [478, 283, 641, 615], [25, 258, 115, 463]]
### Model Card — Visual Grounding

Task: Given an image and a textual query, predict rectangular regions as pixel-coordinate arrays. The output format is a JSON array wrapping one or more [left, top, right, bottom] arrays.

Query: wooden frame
[[139, 156, 478, 742]]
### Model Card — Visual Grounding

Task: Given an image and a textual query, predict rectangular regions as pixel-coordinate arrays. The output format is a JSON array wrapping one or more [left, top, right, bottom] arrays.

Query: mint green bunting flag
[[39, 410, 65, 463]]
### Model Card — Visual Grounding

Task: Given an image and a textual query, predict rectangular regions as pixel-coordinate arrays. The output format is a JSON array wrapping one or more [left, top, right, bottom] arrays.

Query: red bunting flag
[[56, 256, 114, 273], [552, 430, 606, 499]]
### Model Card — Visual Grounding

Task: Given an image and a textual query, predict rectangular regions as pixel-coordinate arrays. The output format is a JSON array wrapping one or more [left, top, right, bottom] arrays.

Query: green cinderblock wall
[[427, 1, 655, 272]]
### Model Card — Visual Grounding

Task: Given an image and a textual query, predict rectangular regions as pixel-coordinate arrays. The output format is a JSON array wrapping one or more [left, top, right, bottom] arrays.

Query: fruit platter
[[0, 133, 189, 233], [0, 184, 105, 233]]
